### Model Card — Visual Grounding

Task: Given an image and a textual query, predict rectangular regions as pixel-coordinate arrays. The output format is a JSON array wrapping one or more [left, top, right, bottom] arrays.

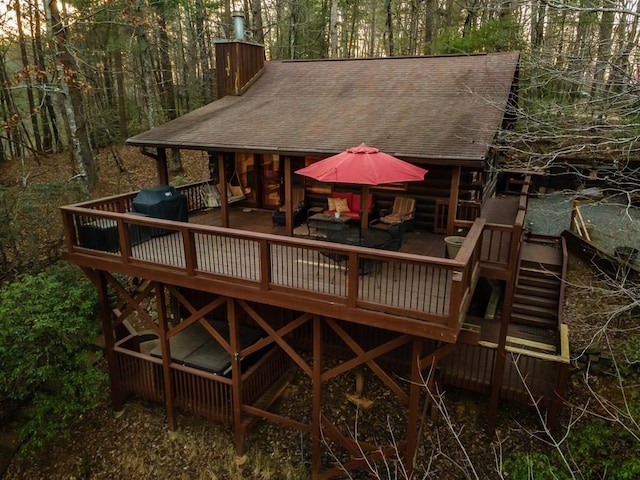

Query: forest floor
[[1, 147, 638, 479]]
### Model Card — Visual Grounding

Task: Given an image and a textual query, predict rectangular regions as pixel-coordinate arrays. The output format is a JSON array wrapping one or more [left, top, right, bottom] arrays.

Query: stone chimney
[[214, 12, 265, 99]]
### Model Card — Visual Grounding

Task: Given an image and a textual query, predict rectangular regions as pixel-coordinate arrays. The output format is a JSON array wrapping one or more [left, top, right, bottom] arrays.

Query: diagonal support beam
[[324, 318, 410, 403], [237, 299, 313, 377]]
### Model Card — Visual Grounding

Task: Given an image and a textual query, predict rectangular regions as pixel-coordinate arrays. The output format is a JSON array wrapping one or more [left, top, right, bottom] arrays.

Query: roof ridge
[[280, 52, 511, 64]]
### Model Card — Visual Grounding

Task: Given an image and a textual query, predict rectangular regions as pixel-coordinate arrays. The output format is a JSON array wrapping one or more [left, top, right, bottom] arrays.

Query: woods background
[[0, 3, 639, 478], [0, 0, 638, 276], [1, 0, 639, 181]]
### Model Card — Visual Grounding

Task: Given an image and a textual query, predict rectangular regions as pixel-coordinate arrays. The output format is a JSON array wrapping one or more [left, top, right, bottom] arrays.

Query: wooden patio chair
[[369, 196, 416, 235]]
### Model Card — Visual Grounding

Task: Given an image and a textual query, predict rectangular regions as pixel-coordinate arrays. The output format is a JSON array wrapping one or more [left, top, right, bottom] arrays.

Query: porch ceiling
[[127, 52, 519, 164]]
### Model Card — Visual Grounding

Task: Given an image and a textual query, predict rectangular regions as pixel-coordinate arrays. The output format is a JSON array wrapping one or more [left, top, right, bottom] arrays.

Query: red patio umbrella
[[295, 144, 428, 231]]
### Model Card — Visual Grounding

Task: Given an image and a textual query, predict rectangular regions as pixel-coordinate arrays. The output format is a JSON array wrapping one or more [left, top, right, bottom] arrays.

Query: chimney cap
[[232, 11, 245, 40]]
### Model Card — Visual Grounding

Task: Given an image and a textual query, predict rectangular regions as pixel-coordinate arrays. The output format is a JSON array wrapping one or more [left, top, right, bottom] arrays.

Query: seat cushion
[[334, 197, 350, 213], [332, 192, 353, 209], [380, 213, 403, 224]]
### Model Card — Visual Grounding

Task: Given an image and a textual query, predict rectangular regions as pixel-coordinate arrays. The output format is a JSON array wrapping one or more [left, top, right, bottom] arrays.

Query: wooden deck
[[59, 178, 572, 479], [61, 184, 488, 341], [60, 181, 532, 341]]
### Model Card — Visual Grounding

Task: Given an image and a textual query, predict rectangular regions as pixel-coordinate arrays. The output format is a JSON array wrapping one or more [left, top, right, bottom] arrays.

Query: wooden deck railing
[[113, 338, 290, 424], [61, 187, 486, 338], [67, 181, 210, 215], [454, 175, 530, 274]]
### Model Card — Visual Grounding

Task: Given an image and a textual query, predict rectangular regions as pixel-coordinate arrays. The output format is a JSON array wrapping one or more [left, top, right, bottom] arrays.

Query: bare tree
[[43, 0, 95, 195]]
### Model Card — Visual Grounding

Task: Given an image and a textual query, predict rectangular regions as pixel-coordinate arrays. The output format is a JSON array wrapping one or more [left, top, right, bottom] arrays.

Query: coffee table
[[327, 228, 393, 249], [307, 212, 351, 235]]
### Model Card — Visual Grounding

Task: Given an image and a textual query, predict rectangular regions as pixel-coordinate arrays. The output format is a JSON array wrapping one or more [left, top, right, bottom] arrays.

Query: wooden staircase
[[511, 241, 563, 329]]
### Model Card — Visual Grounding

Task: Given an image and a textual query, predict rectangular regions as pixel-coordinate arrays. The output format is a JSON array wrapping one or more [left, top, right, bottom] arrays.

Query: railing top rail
[[459, 220, 515, 233], [455, 217, 486, 263], [66, 181, 209, 209], [62, 204, 476, 269]]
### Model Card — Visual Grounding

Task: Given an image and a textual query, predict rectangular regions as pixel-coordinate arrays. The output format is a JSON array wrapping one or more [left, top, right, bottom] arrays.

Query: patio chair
[[318, 250, 349, 284], [360, 236, 403, 284], [369, 196, 416, 235]]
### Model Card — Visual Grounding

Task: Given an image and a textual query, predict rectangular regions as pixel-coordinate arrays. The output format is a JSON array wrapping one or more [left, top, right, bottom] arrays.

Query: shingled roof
[[127, 51, 519, 164]]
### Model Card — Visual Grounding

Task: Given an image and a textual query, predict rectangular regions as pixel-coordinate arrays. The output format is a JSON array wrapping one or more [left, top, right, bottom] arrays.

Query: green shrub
[[502, 452, 563, 480], [0, 262, 106, 454], [504, 415, 640, 480]]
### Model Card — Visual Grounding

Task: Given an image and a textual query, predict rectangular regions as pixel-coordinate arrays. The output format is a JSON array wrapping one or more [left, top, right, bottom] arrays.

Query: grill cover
[[132, 186, 188, 236]]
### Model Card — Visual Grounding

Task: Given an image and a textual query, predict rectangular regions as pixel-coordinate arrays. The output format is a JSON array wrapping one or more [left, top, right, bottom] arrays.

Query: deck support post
[[311, 315, 323, 479], [229, 299, 246, 459], [487, 279, 515, 434], [218, 153, 230, 228], [283, 156, 294, 236], [156, 148, 169, 186], [97, 270, 123, 410], [446, 166, 461, 236], [156, 282, 177, 431], [488, 215, 524, 434], [405, 336, 423, 477]]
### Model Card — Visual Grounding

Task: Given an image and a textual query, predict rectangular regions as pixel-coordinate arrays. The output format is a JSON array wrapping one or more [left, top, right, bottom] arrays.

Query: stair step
[[513, 293, 558, 309], [512, 302, 557, 319], [519, 265, 562, 278], [511, 312, 558, 329], [520, 241, 562, 263], [520, 261, 563, 274], [516, 283, 559, 299], [518, 274, 561, 290]]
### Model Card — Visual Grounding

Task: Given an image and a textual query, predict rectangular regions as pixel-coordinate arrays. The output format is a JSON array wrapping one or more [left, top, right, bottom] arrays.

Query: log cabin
[[60, 22, 569, 479]]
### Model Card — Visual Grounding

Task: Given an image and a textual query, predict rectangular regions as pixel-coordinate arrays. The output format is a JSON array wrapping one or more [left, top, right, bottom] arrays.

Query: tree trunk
[[607, 0, 640, 93], [134, 0, 157, 128], [590, 3, 614, 100], [462, 0, 478, 38], [330, 0, 338, 58], [368, 0, 377, 56], [251, 0, 265, 44], [0, 61, 21, 160], [114, 49, 128, 141], [44, 0, 95, 194], [384, 0, 394, 56], [195, 0, 213, 103], [154, 0, 178, 122], [15, 0, 42, 153], [32, 4, 59, 153], [424, 0, 435, 54], [408, 0, 420, 55]]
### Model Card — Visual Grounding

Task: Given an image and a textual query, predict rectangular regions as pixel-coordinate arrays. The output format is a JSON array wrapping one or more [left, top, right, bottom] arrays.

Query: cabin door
[[259, 154, 281, 209]]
